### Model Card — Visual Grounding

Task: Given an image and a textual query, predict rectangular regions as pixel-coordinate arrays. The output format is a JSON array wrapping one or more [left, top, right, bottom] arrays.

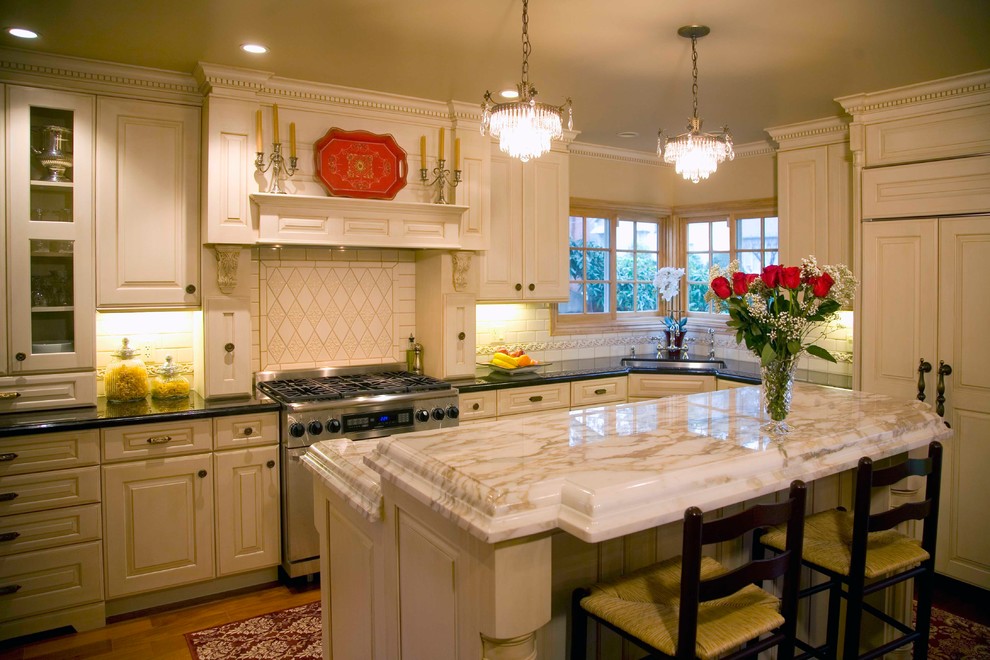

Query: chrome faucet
[[706, 328, 717, 360]]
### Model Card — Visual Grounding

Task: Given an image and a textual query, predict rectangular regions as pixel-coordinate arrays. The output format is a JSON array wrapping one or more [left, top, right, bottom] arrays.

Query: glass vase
[[760, 356, 799, 434]]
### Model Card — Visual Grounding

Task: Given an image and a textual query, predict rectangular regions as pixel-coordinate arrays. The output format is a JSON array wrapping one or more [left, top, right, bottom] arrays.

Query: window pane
[[687, 253, 710, 282], [587, 283, 608, 313], [616, 220, 635, 250], [587, 250, 609, 281], [764, 217, 779, 249], [712, 221, 729, 251], [560, 284, 583, 314], [616, 282, 634, 312], [569, 216, 584, 247], [766, 250, 779, 266], [569, 249, 584, 280], [636, 222, 658, 251], [637, 283, 657, 312], [687, 282, 709, 312], [737, 217, 761, 250], [587, 218, 609, 248], [687, 222, 709, 252], [615, 251, 634, 281], [739, 251, 762, 274], [635, 253, 658, 281], [713, 252, 730, 268]]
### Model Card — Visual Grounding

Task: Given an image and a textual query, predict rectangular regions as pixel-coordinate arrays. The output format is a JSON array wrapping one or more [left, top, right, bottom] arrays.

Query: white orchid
[[653, 267, 685, 303]]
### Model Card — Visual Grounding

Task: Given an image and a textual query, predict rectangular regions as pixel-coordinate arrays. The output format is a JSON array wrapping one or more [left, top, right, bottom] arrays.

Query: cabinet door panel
[[478, 154, 523, 300], [442, 294, 476, 378], [103, 454, 214, 597], [214, 446, 280, 576], [860, 220, 938, 401], [204, 296, 252, 397], [97, 97, 200, 307], [524, 151, 569, 301]]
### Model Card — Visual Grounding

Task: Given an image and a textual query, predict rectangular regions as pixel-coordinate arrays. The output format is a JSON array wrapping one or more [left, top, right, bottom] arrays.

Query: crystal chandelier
[[658, 25, 734, 183], [481, 0, 572, 162]]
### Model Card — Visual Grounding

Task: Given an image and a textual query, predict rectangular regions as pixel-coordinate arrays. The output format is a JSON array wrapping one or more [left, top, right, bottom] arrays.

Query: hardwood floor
[[0, 580, 320, 660]]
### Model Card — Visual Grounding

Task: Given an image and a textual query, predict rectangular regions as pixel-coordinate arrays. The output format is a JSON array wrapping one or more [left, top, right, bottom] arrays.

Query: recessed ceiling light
[[499, 89, 519, 99], [7, 27, 39, 39], [241, 43, 268, 54], [617, 131, 639, 138]]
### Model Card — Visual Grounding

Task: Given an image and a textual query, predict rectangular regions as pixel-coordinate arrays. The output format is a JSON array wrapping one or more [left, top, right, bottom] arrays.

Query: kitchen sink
[[621, 357, 726, 371]]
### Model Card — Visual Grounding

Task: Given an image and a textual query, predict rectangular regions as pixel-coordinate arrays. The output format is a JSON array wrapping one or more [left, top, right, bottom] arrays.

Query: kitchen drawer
[[716, 378, 753, 391], [0, 372, 97, 414], [459, 391, 497, 422], [214, 412, 278, 450], [102, 418, 212, 462], [570, 376, 627, 408], [0, 466, 100, 517], [628, 374, 716, 399], [0, 430, 100, 477], [0, 504, 101, 556], [496, 382, 570, 417], [0, 540, 103, 622]]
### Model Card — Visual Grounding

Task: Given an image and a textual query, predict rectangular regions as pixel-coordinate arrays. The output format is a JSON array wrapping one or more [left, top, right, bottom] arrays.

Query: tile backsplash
[[254, 247, 415, 371]]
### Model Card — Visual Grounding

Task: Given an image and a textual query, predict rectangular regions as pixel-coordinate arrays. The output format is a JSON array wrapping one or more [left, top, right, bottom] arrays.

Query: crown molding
[[0, 47, 201, 104], [766, 116, 850, 150], [570, 139, 774, 166], [836, 69, 990, 119]]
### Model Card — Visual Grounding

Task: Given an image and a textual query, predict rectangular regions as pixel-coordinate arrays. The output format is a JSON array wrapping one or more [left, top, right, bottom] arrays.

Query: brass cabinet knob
[[197, 469, 208, 478], [528, 283, 535, 291], [243, 427, 254, 436], [266, 460, 276, 469], [225, 343, 235, 353], [458, 332, 466, 340], [185, 285, 197, 294], [472, 403, 480, 411], [515, 283, 523, 291], [14, 353, 25, 362]]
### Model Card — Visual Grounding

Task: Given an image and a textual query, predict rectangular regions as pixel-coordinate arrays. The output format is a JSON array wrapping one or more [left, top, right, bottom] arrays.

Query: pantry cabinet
[[478, 147, 569, 302], [96, 97, 201, 308]]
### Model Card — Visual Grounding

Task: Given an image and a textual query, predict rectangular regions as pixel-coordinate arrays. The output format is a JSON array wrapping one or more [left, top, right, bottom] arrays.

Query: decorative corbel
[[451, 251, 473, 292], [214, 245, 242, 293]]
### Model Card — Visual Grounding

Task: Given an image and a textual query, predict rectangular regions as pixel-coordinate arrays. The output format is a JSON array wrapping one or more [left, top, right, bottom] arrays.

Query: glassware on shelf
[[104, 338, 149, 402], [151, 355, 190, 400]]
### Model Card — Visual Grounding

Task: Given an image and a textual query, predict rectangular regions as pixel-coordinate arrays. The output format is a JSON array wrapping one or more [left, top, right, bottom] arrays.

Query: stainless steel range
[[255, 364, 459, 578]]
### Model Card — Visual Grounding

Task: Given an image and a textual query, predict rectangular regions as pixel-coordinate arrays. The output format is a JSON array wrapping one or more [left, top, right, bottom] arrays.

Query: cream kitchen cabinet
[[861, 216, 990, 589], [203, 296, 253, 398], [0, 429, 104, 641], [478, 147, 569, 302], [495, 381, 570, 417], [458, 389, 497, 422], [5, 85, 95, 381], [96, 97, 200, 308], [570, 376, 627, 408], [627, 373, 716, 401]]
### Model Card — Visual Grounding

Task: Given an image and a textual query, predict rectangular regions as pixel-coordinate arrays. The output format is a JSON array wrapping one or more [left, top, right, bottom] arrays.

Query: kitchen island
[[303, 383, 950, 659]]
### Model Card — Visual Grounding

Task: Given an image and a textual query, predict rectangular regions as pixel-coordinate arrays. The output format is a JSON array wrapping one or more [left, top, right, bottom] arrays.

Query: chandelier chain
[[521, 0, 531, 86], [691, 35, 699, 120]]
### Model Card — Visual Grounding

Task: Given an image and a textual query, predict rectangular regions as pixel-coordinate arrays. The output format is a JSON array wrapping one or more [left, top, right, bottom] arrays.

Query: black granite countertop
[[0, 392, 280, 439], [449, 355, 850, 393]]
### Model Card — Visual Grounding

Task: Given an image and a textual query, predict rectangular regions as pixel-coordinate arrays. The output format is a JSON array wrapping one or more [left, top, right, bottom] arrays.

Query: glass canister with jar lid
[[151, 355, 190, 400], [104, 338, 150, 402]]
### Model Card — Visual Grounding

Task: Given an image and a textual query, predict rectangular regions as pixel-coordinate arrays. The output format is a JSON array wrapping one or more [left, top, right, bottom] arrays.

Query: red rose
[[812, 271, 835, 297], [761, 264, 782, 288], [781, 266, 802, 289], [711, 276, 732, 299], [746, 273, 759, 287], [732, 271, 751, 295]]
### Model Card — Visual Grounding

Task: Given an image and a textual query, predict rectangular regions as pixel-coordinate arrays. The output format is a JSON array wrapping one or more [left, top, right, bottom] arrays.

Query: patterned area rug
[[186, 601, 321, 660], [924, 603, 990, 659]]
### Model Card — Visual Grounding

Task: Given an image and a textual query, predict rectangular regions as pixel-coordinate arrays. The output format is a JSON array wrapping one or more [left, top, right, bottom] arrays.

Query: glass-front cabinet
[[6, 86, 94, 373]]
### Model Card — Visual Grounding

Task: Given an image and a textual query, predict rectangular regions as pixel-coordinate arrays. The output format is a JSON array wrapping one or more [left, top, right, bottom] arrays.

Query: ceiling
[[2, 0, 989, 152]]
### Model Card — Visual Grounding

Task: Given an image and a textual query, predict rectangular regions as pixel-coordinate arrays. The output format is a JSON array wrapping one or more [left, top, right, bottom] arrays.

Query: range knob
[[308, 420, 323, 435], [415, 409, 430, 423], [432, 407, 446, 421], [446, 405, 460, 419], [288, 422, 306, 438], [326, 419, 341, 433]]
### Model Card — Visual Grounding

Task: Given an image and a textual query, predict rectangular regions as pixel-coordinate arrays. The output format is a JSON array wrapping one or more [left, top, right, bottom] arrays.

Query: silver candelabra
[[255, 143, 298, 194], [420, 159, 461, 204]]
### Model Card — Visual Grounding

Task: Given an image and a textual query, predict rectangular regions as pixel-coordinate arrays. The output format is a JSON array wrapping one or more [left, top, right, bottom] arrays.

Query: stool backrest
[[677, 480, 807, 658]]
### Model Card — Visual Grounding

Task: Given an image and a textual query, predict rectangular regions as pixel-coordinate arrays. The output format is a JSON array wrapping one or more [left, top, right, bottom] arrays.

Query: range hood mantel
[[251, 193, 469, 249]]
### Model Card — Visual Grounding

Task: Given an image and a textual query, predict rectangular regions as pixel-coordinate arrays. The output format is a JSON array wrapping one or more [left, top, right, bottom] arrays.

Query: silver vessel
[[33, 125, 72, 182]]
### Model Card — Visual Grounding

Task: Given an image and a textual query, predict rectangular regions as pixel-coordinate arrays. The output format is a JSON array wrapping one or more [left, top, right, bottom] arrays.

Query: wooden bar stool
[[757, 441, 943, 660], [571, 480, 807, 660]]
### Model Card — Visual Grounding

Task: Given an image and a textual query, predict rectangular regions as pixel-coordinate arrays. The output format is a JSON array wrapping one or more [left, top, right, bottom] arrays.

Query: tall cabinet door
[[96, 97, 200, 307], [860, 219, 938, 401], [478, 152, 524, 300], [6, 86, 95, 372], [935, 216, 990, 588], [522, 150, 569, 301]]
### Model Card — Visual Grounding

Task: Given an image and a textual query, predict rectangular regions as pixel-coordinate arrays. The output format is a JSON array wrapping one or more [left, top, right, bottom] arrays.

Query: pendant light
[[481, 0, 573, 162], [658, 25, 734, 183]]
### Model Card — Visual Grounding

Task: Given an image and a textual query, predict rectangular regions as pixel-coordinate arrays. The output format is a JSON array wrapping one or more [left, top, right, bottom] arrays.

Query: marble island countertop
[[306, 383, 950, 545]]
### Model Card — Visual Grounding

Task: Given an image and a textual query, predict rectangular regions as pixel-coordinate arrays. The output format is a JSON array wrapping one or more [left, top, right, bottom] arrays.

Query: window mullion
[[609, 215, 618, 320]]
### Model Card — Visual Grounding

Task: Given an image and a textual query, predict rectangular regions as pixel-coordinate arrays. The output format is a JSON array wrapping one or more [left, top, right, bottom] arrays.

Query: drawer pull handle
[[529, 395, 543, 403], [0, 585, 21, 596], [146, 436, 172, 445], [243, 427, 254, 436], [594, 388, 607, 395], [198, 470, 208, 478], [0, 392, 21, 400], [472, 403, 480, 411], [0, 532, 20, 542], [0, 493, 18, 502], [0, 453, 18, 462], [266, 460, 276, 469]]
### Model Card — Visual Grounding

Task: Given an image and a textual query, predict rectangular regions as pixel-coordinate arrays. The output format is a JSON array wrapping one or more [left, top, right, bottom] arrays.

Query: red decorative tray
[[314, 128, 408, 200]]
